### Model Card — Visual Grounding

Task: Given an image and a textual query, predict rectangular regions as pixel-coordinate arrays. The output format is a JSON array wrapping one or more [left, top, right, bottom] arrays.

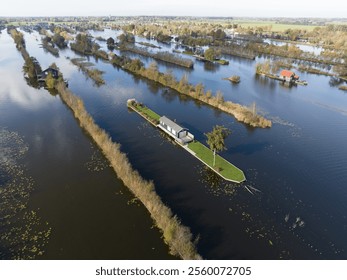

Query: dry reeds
[[56, 82, 201, 260]]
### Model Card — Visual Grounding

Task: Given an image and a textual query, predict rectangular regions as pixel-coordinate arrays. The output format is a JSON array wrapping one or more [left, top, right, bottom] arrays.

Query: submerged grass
[[70, 58, 105, 86], [56, 82, 201, 260]]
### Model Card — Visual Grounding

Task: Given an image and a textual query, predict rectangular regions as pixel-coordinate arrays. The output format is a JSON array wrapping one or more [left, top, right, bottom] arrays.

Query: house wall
[[159, 122, 179, 137], [178, 130, 187, 138]]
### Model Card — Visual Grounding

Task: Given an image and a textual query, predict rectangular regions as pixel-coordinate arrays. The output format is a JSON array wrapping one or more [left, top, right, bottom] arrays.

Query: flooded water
[[0, 31, 175, 260], [264, 39, 324, 55], [1, 28, 347, 259]]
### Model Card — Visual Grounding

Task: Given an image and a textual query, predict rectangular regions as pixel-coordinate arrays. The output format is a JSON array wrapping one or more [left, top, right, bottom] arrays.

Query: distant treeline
[[216, 44, 256, 60], [120, 44, 194, 68], [70, 33, 97, 55], [110, 54, 271, 128], [7, 26, 26, 51]]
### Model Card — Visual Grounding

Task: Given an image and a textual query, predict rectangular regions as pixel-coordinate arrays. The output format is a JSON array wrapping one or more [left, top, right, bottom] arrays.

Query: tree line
[[119, 44, 194, 68], [109, 53, 271, 128]]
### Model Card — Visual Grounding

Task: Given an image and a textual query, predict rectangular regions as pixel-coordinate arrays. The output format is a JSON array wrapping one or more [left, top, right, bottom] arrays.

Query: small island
[[223, 75, 241, 83], [127, 99, 246, 183]]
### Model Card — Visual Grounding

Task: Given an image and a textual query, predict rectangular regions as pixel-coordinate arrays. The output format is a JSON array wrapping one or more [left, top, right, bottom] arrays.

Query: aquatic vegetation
[[70, 58, 105, 86], [0, 128, 51, 259]]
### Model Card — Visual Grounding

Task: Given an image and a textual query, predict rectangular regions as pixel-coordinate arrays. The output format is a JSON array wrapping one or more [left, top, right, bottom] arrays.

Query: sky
[[1, 0, 346, 18]]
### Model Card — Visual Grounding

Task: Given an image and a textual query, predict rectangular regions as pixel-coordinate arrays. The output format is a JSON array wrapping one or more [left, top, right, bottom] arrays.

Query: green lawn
[[188, 141, 245, 183], [133, 104, 160, 122]]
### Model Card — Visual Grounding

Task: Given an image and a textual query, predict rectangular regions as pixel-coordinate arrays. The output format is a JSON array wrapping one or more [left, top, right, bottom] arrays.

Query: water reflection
[[229, 141, 270, 156], [161, 88, 177, 103], [7, 28, 346, 259], [203, 61, 220, 73], [0, 65, 54, 110], [329, 76, 345, 87]]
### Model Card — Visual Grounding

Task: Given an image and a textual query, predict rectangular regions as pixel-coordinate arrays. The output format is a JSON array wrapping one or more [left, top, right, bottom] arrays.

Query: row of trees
[[109, 53, 271, 128], [70, 33, 109, 61], [255, 60, 280, 75], [42, 36, 59, 56], [8, 27, 54, 89], [123, 20, 346, 65], [120, 44, 194, 68], [70, 33, 96, 55], [204, 48, 221, 61], [7, 26, 25, 50], [216, 44, 256, 60]]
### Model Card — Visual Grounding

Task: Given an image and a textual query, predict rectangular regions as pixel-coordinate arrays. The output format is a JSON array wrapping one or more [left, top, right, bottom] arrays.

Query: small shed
[[159, 116, 194, 144], [280, 70, 299, 82]]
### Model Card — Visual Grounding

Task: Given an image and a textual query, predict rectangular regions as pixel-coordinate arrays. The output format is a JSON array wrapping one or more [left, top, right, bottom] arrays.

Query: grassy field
[[132, 103, 161, 122], [233, 20, 322, 32], [187, 141, 245, 183]]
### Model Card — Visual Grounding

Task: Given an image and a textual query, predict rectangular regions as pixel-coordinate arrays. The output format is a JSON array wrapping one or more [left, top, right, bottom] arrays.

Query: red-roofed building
[[280, 70, 299, 83]]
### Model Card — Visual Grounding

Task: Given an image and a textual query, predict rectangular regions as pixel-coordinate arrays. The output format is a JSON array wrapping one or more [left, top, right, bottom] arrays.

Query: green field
[[133, 103, 160, 122], [188, 141, 245, 183], [233, 20, 322, 32]]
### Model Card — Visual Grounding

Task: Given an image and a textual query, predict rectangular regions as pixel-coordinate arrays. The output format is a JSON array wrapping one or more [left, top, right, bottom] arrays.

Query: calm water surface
[[1, 28, 347, 259], [0, 30, 174, 260]]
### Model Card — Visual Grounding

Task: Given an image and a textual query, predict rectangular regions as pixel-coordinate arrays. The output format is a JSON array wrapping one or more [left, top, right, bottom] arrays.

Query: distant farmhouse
[[37, 67, 59, 82], [280, 70, 299, 83]]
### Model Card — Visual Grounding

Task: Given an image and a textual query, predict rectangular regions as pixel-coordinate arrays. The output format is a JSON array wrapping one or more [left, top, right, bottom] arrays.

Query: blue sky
[[1, 0, 346, 18]]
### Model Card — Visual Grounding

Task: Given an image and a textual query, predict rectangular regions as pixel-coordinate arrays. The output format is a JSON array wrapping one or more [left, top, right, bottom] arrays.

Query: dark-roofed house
[[38, 67, 59, 80], [280, 70, 299, 83], [159, 116, 194, 145]]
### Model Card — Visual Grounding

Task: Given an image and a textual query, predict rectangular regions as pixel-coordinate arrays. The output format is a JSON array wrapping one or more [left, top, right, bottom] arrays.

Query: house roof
[[42, 68, 58, 73], [159, 116, 185, 133], [40, 68, 59, 79], [280, 70, 295, 77]]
